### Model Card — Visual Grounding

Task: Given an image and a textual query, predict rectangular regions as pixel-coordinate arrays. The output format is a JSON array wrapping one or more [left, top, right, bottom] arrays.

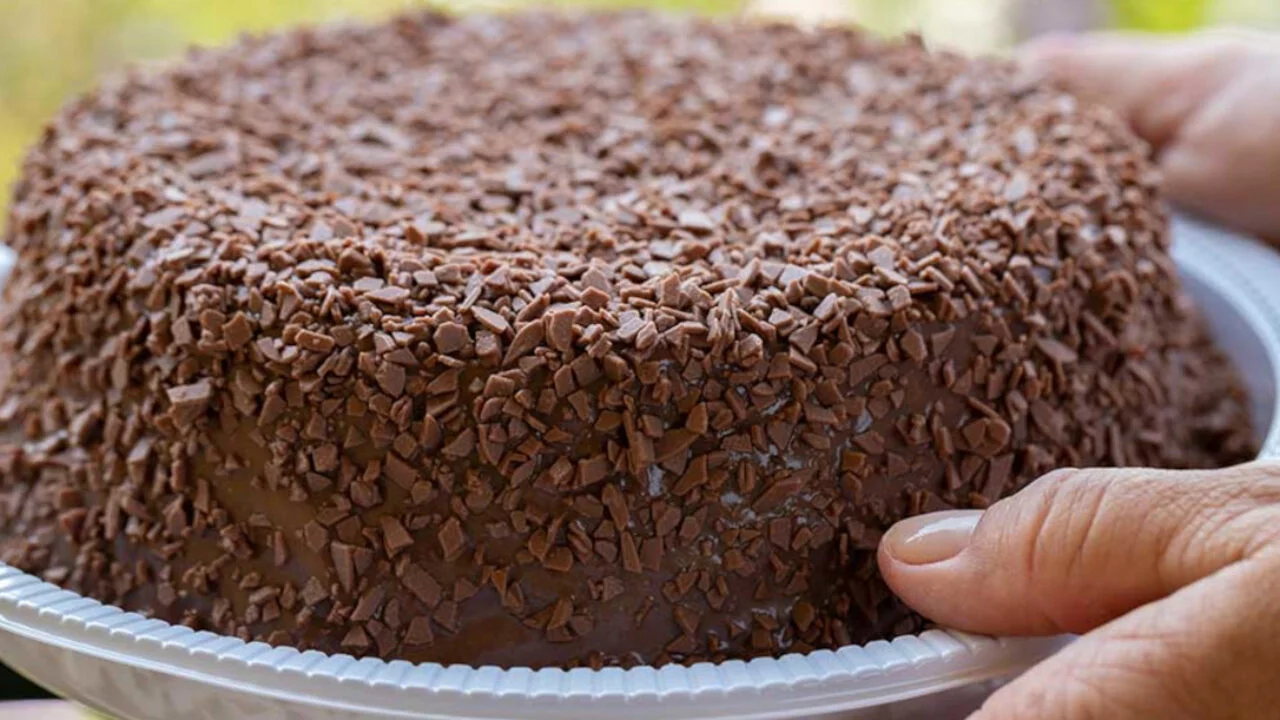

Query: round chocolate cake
[[0, 12, 1255, 668]]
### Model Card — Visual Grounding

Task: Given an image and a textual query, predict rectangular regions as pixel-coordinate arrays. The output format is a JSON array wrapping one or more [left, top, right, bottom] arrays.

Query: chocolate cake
[[0, 12, 1254, 668]]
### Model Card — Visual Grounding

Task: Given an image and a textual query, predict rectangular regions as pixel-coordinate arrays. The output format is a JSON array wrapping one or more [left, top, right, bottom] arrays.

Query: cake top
[[11, 12, 1162, 327], [2, 12, 1251, 669], [9, 11, 1168, 440]]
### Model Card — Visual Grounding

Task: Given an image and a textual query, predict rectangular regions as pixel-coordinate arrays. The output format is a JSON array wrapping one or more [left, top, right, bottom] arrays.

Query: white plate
[[0, 215, 1276, 720]]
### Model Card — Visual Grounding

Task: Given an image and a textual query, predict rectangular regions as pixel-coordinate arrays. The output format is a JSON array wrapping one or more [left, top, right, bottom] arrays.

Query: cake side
[[0, 12, 1254, 668]]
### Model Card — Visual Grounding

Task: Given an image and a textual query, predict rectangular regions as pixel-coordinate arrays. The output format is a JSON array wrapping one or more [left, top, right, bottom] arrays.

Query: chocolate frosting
[[0, 12, 1255, 669]]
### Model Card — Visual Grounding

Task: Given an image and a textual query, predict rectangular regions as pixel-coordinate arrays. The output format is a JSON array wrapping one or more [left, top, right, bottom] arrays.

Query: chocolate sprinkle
[[0, 11, 1254, 670]]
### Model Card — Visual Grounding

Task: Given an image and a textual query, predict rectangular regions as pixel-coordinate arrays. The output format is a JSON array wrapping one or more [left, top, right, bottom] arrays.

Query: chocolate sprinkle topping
[[0, 11, 1254, 670]]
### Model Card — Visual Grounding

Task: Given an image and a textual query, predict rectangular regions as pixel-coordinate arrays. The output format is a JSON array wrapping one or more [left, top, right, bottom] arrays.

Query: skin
[[1020, 31, 1280, 244], [877, 32, 1280, 720]]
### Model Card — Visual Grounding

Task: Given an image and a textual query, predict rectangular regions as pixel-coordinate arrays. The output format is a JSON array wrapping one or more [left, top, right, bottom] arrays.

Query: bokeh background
[[0, 0, 1278, 708]]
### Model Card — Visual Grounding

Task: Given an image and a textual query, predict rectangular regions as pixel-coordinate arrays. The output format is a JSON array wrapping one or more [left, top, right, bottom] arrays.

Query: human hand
[[1021, 31, 1280, 243], [877, 463, 1280, 718]]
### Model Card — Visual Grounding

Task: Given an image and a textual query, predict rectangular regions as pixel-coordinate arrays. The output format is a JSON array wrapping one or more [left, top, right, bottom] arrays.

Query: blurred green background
[[2, 0, 1280, 209]]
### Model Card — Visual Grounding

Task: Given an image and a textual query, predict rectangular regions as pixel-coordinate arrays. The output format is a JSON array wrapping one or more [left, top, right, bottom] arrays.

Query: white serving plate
[[0, 215, 1276, 720]]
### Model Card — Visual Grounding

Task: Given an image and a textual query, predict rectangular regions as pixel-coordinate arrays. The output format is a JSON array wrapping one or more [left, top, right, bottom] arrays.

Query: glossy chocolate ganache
[[0, 12, 1255, 669]]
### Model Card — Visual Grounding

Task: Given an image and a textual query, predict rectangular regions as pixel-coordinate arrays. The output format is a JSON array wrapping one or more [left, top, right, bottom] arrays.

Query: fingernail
[[883, 510, 982, 565]]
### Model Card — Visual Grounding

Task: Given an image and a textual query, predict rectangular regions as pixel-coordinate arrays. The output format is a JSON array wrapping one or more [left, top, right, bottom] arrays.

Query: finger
[[877, 462, 1280, 636], [1157, 55, 1280, 242], [971, 552, 1280, 719], [1019, 31, 1280, 241], [1019, 31, 1259, 151]]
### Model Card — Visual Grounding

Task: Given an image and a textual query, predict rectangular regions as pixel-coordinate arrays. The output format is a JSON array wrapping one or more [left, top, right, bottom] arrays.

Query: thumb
[[877, 462, 1280, 635], [972, 551, 1280, 719]]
